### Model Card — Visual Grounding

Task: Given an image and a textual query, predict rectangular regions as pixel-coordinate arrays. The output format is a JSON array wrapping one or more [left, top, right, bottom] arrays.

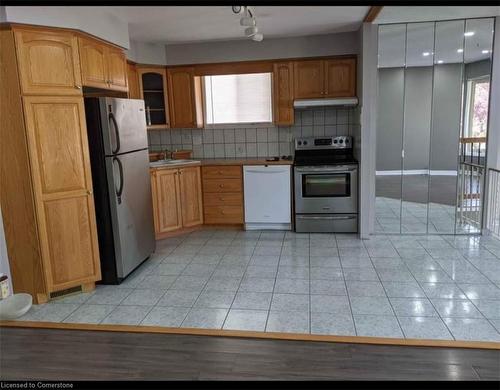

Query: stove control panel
[[295, 136, 353, 150]]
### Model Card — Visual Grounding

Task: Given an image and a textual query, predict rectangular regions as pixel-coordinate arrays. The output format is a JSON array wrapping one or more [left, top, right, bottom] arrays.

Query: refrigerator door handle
[[109, 112, 121, 154], [113, 156, 124, 204]]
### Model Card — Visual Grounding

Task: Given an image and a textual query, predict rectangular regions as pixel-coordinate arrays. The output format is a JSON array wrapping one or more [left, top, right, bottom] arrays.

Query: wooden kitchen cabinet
[[293, 57, 356, 99], [107, 46, 128, 91], [151, 168, 182, 234], [273, 61, 295, 125], [78, 36, 128, 92], [202, 165, 244, 225], [324, 58, 356, 97], [293, 60, 324, 99], [151, 166, 203, 238], [13, 28, 83, 95], [138, 67, 170, 129], [127, 62, 141, 99], [167, 66, 204, 129], [178, 167, 204, 227], [22, 96, 101, 292], [2, 27, 101, 303]]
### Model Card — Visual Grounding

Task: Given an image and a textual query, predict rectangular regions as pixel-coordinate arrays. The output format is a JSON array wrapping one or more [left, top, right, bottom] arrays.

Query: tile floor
[[375, 196, 481, 234], [17, 228, 500, 342]]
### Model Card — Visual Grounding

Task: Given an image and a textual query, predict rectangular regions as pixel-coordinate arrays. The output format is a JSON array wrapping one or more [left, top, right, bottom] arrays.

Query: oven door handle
[[296, 215, 357, 220], [294, 166, 357, 173]]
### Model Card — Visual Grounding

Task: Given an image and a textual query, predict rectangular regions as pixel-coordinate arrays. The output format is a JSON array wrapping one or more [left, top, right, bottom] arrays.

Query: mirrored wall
[[375, 18, 494, 235]]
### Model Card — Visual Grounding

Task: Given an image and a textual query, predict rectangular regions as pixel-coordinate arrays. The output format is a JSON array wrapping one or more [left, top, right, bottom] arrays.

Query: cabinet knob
[[218, 171, 223, 174], [219, 184, 224, 188], [219, 197, 224, 201], [87, 190, 93, 195], [75, 85, 82, 90]]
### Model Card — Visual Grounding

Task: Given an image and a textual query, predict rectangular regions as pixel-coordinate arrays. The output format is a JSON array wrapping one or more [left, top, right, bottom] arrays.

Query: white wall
[[3, 6, 130, 48], [358, 23, 378, 239], [0, 208, 12, 293], [127, 40, 167, 65], [165, 32, 359, 65]]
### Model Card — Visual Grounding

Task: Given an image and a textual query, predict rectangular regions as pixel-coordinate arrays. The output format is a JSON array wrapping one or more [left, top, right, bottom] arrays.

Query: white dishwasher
[[243, 165, 291, 230]]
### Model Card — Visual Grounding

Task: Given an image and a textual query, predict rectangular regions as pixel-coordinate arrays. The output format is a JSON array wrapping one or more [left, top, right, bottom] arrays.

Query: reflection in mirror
[[375, 24, 406, 233], [456, 18, 494, 233], [428, 20, 465, 234], [401, 22, 434, 233]]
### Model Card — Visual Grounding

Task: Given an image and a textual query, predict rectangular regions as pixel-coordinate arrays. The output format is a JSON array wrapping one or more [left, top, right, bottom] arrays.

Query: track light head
[[245, 26, 258, 37], [240, 16, 256, 26], [252, 33, 263, 42]]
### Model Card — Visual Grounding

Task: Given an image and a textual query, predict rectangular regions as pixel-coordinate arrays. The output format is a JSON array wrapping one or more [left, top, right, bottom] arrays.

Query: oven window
[[302, 173, 351, 197]]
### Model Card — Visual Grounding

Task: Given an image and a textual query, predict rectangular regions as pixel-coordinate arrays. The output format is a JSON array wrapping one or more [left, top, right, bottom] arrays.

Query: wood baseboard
[[155, 225, 203, 239], [1, 321, 499, 350]]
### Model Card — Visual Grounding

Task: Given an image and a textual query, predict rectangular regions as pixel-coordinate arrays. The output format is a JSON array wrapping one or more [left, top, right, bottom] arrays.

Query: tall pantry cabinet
[[0, 26, 101, 304]]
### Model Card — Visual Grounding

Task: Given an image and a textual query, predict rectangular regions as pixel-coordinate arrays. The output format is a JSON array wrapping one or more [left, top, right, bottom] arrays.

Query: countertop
[[200, 158, 293, 166], [149, 158, 293, 171]]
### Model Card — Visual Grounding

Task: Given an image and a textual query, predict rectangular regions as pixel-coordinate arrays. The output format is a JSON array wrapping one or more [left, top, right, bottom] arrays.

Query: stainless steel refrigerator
[[85, 97, 155, 284]]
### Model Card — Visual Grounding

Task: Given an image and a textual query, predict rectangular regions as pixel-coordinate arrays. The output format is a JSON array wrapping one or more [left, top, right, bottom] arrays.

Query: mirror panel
[[401, 22, 434, 233], [428, 20, 465, 234], [456, 18, 494, 233], [376, 24, 406, 233]]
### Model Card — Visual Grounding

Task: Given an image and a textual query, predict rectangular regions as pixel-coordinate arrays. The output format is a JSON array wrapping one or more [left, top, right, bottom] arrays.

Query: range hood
[[294, 97, 358, 108]]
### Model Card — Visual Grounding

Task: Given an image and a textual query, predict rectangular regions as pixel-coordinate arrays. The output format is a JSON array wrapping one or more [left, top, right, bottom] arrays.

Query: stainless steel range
[[293, 136, 358, 233]]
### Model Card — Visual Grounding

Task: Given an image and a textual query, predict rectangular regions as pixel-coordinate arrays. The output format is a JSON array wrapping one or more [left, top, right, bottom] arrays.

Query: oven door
[[294, 165, 358, 214]]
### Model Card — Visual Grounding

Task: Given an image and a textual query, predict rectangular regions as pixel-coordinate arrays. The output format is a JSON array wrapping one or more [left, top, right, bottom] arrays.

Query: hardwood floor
[[1, 327, 499, 380]]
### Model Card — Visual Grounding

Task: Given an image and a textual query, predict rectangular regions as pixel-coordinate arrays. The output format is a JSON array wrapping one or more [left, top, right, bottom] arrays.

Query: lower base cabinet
[[151, 166, 203, 238], [202, 165, 244, 224]]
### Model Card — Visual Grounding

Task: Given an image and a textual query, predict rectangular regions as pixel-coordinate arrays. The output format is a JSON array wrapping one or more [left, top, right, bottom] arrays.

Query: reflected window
[[466, 77, 490, 138]]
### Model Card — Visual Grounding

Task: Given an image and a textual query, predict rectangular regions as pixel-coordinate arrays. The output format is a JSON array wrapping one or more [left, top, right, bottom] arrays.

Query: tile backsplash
[[147, 107, 360, 158]]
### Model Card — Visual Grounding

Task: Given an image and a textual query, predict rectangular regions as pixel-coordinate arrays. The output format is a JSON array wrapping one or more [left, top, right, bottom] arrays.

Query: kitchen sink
[[149, 159, 200, 167]]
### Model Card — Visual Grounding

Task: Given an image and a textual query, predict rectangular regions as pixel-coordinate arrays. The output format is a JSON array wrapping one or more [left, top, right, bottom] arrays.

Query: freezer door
[[105, 149, 155, 278], [100, 97, 148, 155]]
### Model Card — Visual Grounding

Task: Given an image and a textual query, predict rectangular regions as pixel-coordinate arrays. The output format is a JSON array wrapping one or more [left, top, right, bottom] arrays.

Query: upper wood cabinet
[[273, 61, 295, 125], [78, 36, 128, 92], [293, 57, 356, 99], [13, 28, 82, 95], [138, 67, 170, 129], [151, 166, 203, 237], [127, 62, 141, 99], [293, 60, 324, 99], [22, 95, 101, 291], [324, 58, 356, 97], [167, 66, 204, 129], [107, 47, 128, 91]]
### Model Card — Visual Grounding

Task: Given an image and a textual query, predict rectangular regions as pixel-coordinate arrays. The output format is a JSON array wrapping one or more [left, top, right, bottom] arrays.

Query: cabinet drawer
[[203, 178, 242, 193], [202, 165, 241, 179], [204, 205, 243, 224], [204, 192, 242, 206]]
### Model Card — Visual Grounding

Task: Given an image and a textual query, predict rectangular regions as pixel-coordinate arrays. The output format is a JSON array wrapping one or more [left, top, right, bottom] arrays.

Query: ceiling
[[376, 6, 500, 24], [105, 6, 370, 44]]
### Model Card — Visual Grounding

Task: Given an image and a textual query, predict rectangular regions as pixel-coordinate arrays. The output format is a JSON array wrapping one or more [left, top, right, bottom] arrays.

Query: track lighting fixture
[[232, 6, 264, 42]]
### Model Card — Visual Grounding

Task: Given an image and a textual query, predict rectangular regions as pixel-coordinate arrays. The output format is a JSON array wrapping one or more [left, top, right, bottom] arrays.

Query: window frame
[[201, 72, 274, 128]]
